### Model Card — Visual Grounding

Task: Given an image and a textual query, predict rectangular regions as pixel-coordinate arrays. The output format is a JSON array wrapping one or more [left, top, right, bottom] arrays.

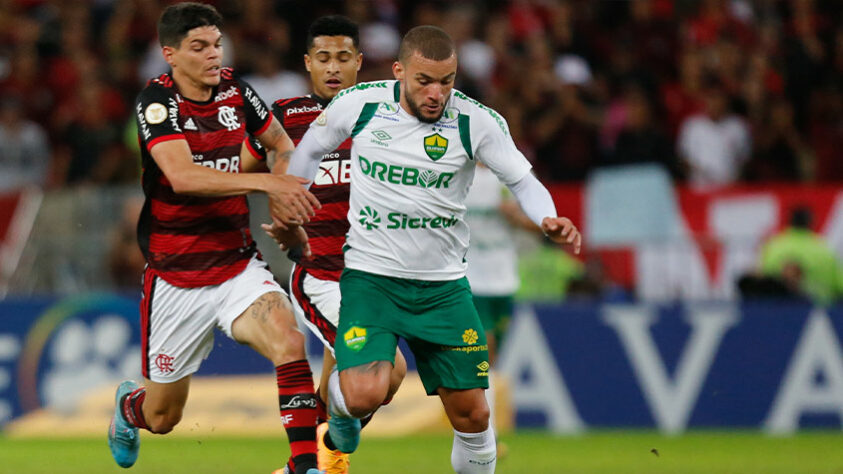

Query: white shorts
[[288, 264, 341, 355], [140, 256, 285, 383]]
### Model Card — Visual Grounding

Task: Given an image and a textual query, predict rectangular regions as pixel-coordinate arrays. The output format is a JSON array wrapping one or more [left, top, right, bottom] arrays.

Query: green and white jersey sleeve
[[321, 80, 532, 281]]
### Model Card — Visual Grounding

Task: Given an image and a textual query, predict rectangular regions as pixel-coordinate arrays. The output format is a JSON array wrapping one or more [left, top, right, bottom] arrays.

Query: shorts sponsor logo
[[443, 344, 488, 353], [424, 133, 448, 161], [144, 103, 167, 124], [280, 394, 318, 410], [344, 326, 367, 351], [358, 155, 455, 189], [155, 353, 174, 374], [462, 328, 479, 345], [358, 206, 381, 230], [476, 360, 490, 377]]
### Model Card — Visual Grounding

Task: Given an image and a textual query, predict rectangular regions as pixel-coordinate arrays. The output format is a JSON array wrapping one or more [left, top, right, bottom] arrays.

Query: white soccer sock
[[327, 368, 353, 418], [485, 372, 496, 434], [451, 427, 497, 473]]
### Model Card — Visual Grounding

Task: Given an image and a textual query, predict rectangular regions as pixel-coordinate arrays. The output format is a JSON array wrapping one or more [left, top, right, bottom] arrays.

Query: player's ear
[[356, 53, 362, 72], [161, 46, 176, 67], [392, 61, 403, 80], [304, 54, 311, 72]]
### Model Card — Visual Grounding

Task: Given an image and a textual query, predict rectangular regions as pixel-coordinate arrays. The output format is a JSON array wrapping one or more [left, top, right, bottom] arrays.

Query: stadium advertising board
[[2, 295, 842, 434]]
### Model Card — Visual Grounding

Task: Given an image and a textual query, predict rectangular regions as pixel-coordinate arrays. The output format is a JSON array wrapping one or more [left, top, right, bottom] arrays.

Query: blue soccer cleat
[[327, 407, 361, 454], [108, 380, 141, 468], [305, 470, 326, 474]]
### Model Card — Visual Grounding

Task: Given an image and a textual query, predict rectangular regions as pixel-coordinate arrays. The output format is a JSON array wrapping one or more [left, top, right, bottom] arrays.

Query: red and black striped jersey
[[135, 68, 273, 288], [247, 95, 351, 281]]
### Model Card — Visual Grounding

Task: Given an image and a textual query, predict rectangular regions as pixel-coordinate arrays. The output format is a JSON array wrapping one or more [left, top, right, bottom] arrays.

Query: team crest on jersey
[[217, 105, 240, 131], [423, 133, 448, 161], [145, 103, 167, 124], [344, 326, 367, 351]]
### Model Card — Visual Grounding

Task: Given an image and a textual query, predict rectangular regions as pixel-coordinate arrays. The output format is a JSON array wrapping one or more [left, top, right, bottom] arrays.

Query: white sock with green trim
[[451, 427, 496, 473]]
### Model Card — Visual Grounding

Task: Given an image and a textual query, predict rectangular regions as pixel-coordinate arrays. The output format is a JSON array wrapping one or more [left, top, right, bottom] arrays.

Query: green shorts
[[472, 294, 514, 346], [336, 268, 489, 395]]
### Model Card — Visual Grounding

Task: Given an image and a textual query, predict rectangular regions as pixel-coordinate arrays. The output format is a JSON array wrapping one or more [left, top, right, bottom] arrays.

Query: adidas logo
[[183, 118, 198, 131]]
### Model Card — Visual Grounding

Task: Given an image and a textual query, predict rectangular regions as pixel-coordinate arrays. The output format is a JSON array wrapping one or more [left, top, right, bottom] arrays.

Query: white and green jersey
[[297, 80, 532, 281], [465, 165, 519, 295]]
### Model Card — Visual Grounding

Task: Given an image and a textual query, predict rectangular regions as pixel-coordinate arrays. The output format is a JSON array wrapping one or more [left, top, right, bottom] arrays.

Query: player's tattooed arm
[[257, 118, 294, 174]]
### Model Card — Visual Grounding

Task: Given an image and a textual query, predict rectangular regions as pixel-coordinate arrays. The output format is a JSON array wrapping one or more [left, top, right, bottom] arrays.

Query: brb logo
[[217, 106, 240, 131], [154, 353, 174, 374]]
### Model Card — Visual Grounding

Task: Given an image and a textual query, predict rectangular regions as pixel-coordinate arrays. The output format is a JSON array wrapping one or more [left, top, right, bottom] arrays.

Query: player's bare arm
[[149, 138, 318, 226], [256, 116, 294, 174]]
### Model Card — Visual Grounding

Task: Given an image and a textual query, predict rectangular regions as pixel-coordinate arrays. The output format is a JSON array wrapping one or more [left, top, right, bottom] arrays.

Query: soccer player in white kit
[[275, 26, 581, 473]]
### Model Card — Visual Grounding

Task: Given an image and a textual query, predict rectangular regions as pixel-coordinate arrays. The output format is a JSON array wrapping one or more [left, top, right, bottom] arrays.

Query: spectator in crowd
[[0, 96, 51, 192], [759, 207, 843, 306], [601, 84, 680, 178], [0, 0, 839, 193], [677, 77, 751, 189]]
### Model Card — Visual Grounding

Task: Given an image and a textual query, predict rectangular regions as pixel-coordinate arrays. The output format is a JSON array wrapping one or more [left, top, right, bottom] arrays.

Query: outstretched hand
[[261, 222, 311, 258], [541, 216, 582, 254], [266, 175, 321, 229]]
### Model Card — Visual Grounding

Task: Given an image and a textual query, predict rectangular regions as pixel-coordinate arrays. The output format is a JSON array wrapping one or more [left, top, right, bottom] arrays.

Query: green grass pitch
[[2, 430, 843, 473]]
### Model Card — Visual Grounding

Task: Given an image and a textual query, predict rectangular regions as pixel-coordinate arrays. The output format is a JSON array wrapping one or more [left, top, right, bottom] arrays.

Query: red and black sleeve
[[236, 77, 273, 137], [135, 85, 185, 151]]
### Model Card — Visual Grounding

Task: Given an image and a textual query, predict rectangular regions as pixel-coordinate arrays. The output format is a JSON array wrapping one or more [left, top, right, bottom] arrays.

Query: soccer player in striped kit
[[107, 4, 323, 474], [246, 16, 407, 474]]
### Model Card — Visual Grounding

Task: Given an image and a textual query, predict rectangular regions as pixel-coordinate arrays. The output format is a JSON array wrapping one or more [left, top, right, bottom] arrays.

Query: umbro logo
[[183, 118, 198, 131]]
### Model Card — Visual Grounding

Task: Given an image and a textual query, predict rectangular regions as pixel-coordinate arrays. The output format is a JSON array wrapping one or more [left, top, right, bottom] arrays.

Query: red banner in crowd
[[547, 183, 843, 300]]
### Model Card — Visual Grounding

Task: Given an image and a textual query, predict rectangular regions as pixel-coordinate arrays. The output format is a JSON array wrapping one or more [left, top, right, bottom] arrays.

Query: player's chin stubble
[[405, 91, 443, 124]]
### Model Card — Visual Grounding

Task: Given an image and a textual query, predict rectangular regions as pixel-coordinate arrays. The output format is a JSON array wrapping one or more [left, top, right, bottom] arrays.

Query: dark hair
[[307, 15, 359, 50], [398, 25, 455, 62], [790, 206, 813, 229], [158, 2, 223, 48]]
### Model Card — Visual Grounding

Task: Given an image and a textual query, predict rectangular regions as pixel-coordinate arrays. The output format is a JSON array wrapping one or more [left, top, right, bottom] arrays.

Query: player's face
[[393, 51, 457, 123], [164, 26, 223, 90], [305, 36, 361, 100]]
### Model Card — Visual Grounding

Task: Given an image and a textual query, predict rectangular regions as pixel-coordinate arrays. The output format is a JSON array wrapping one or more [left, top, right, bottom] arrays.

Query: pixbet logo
[[286, 105, 321, 115]]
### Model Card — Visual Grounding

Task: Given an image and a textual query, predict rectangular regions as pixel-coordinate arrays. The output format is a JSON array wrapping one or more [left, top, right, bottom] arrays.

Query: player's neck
[[172, 69, 214, 102]]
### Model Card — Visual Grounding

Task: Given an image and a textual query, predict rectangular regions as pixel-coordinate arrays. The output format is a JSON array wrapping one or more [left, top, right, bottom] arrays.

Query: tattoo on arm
[[259, 119, 291, 172]]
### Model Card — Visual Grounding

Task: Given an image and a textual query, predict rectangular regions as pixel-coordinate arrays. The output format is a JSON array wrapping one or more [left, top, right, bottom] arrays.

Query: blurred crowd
[[0, 0, 841, 192]]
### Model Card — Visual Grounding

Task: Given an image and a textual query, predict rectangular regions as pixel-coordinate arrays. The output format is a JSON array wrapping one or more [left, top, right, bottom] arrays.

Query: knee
[[265, 314, 306, 365], [343, 383, 387, 418], [455, 403, 490, 432], [146, 409, 182, 434]]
